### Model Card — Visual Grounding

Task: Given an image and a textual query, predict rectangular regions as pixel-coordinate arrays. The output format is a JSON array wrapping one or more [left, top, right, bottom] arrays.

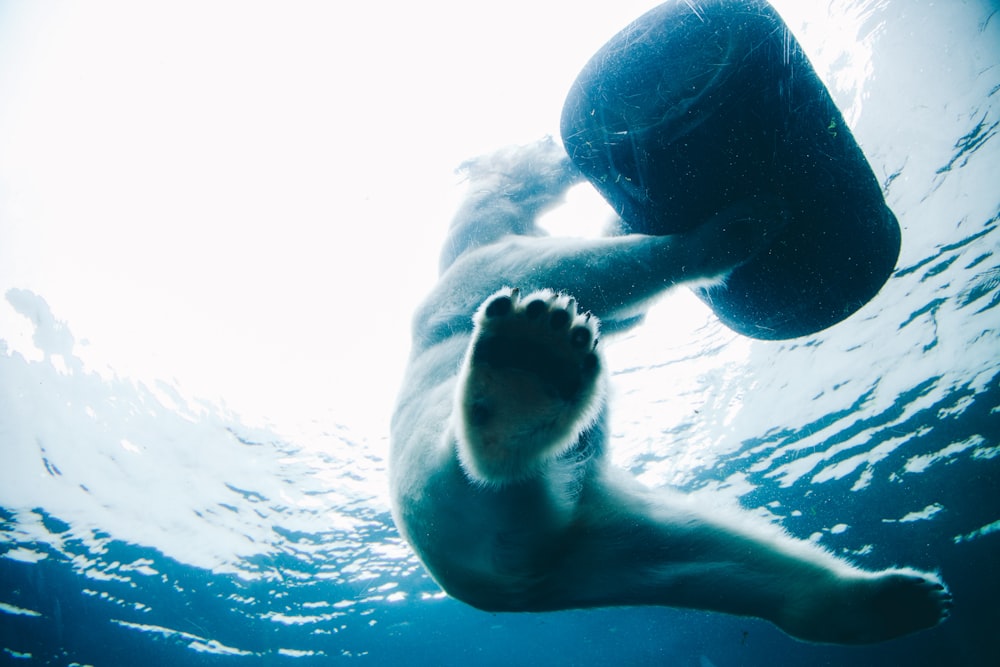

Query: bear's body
[[389, 140, 951, 644]]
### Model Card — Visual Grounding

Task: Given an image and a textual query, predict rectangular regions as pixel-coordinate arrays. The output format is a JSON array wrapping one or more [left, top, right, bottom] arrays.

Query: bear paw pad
[[455, 288, 603, 483]]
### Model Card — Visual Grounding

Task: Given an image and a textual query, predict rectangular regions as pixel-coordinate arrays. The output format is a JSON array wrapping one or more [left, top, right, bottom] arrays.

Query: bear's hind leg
[[454, 288, 604, 484]]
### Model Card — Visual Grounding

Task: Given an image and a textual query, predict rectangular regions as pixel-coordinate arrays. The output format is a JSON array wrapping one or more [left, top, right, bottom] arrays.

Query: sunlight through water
[[1, 1, 998, 664]]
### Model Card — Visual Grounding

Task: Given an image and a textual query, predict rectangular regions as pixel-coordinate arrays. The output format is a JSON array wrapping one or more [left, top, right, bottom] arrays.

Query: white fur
[[389, 138, 951, 644]]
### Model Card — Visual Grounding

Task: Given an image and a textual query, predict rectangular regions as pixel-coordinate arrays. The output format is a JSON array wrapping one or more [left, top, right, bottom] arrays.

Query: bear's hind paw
[[782, 568, 953, 644], [454, 288, 604, 484]]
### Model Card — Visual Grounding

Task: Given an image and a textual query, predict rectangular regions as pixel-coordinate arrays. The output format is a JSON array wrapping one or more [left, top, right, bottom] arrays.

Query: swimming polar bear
[[389, 138, 952, 644]]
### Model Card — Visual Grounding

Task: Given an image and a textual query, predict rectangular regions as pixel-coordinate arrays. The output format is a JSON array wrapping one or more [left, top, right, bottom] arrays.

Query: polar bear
[[389, 138, 952, 644]]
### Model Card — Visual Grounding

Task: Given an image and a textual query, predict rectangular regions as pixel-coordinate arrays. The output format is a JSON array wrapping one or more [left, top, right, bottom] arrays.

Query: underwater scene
[[1, 1, 998, 665]]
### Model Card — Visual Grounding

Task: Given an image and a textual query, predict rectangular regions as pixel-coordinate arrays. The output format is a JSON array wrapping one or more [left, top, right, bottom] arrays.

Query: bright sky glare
[[0, 1, 858, 439]]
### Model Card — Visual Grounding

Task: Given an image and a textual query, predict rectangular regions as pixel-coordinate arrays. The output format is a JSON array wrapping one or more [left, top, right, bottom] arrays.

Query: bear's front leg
[[454, 288, 604, 484]]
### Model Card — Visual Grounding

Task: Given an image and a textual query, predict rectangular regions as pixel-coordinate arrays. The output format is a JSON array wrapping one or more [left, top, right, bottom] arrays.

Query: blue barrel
[[561, 0, 900, 339]]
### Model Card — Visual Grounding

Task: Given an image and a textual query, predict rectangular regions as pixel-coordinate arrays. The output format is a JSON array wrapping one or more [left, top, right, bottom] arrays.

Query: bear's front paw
[[454, 288, 604, 484], [683, 195, 791, 280]]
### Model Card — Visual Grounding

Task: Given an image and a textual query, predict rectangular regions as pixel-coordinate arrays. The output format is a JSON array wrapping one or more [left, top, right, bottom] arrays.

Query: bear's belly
[[400, 455, 578, 611]]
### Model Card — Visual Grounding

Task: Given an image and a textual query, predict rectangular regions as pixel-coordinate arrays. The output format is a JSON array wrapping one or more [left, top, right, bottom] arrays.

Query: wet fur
[[389, 138, 952, 643]]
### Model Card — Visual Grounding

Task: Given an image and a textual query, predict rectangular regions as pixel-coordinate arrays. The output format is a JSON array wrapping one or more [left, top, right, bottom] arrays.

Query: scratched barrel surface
[[561, 0, 901, 339]]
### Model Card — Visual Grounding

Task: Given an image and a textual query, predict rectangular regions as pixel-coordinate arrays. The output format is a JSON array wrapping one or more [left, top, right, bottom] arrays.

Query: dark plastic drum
[[560, 0, 900, 339]]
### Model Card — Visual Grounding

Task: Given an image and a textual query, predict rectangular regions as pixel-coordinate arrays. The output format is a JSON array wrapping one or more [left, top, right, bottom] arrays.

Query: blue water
[[2, 1, 999, 665]]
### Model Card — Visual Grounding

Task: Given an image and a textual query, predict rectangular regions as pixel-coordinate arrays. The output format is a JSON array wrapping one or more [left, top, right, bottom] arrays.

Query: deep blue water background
[[2, 0, 1000, 665]]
